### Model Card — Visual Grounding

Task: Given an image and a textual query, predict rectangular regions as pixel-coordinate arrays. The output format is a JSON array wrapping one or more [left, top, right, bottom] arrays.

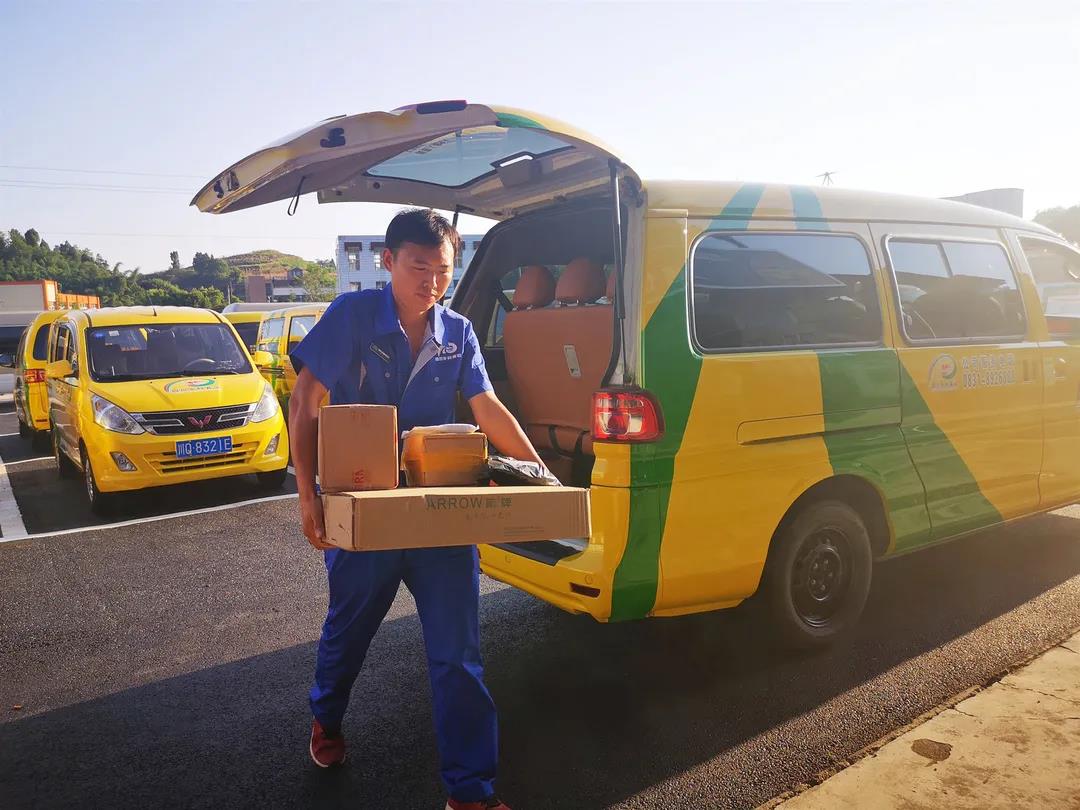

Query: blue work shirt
[[289, 283, 493, 433]]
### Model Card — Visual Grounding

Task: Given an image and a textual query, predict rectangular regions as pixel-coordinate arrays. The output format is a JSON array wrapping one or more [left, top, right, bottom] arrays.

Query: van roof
[[265, 303, 329, 318], [221, 302, 307, 313], [645, 181, 1057, 235], [62, 306, 224, 327]]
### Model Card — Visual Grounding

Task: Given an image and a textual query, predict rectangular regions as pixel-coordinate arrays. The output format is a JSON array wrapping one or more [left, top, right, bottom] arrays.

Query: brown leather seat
[[502, 259, 613, 468]]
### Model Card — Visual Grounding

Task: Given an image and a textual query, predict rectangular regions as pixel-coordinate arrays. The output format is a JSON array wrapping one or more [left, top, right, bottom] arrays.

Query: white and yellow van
[[251, 303, 329, 417], [46, 306, 289, 513], [193, 101, 1077, 646], [1, 309, 66, 448]]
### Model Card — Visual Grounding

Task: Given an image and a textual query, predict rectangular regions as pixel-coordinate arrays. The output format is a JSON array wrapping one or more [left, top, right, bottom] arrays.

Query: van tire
[[257, 467, 289, 490], [53, 427, 79, 479], [81, 448, 116, 516], [18, 418, 30, 439], [759, 499, 873, 650]]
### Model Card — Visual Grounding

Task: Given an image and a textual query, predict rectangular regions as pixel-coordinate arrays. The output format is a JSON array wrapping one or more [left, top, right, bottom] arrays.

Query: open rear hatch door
[[192, 101, 639, 220]]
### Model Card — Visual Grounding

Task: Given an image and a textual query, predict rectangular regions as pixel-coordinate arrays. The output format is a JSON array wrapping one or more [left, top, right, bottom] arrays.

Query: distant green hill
[[185, 249, 332, 278]]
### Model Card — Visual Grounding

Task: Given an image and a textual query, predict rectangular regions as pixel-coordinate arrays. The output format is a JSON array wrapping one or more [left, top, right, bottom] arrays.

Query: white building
[[335, 234, 485, 296]]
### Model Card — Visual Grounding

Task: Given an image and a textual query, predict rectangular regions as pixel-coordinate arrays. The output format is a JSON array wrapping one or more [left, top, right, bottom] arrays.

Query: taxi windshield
[[87, 323, 252, 382]]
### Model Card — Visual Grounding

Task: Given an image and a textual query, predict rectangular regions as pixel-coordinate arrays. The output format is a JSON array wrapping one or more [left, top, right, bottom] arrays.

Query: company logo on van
[[928, 354, 958, 392], [163, 378, 219, 394]]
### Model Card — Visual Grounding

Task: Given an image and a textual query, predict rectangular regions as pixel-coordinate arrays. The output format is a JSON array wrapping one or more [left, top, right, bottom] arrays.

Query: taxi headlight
[[250, 384, 279, 423], [91, 394, 144, 435]]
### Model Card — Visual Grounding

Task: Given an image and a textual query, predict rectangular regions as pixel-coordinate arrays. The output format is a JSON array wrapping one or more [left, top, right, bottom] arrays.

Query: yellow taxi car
[[251, 303, 328, 417], [3, 309, 67, 449], [46, 306, 289, 513]]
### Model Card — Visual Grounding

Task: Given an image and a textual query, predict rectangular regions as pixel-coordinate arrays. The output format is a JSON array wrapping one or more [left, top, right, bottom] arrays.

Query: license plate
[[175, 436, 234, 458]]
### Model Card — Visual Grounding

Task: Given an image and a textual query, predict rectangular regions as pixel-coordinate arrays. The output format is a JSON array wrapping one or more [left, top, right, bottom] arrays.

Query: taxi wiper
[[97, 373, 152, 382], [179, 367, 243, 375]]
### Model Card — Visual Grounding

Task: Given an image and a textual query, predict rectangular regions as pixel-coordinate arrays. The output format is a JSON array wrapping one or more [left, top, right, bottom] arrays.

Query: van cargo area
[[455, 199, 629, 489]]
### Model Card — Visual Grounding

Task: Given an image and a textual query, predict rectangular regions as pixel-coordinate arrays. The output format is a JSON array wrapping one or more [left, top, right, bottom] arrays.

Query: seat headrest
[[556, 258, 606, 304], [605, 270, 617, 301], [513, 265, 556, 309]]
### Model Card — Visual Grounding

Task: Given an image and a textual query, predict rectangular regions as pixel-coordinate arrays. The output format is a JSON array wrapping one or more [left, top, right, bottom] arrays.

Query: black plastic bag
[[485, 455, 561, 487]]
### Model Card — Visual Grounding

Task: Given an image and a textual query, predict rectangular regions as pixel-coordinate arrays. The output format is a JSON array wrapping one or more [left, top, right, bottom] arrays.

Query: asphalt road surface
[[2, 399, 1079, 809]]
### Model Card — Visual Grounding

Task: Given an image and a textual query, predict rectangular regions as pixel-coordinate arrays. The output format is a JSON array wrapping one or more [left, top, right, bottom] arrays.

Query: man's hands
[[468, 390, 544, 466], [300, 493, 332, 550]]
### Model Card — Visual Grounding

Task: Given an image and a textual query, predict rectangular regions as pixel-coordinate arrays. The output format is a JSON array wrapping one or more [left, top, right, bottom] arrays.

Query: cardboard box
[[401, 431, 489, 486], [322, 486, 591, 552], [318, 404, 398, 493]]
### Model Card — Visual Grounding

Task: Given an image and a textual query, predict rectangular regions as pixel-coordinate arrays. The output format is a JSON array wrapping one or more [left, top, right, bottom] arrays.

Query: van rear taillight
[[24, 369, 46, 384], [592, 388, 664, 443]]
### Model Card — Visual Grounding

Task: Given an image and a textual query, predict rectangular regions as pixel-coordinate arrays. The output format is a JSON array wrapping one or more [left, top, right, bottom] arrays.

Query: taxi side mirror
[[0, 353, 14, 369], [46, 359, 75, 379], [252, 350, 273, 367]]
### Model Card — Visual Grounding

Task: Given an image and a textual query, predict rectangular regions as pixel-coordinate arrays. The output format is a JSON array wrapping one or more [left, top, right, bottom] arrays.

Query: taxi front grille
[[132, 404, 254, 436], [148, 442, 258, 474]]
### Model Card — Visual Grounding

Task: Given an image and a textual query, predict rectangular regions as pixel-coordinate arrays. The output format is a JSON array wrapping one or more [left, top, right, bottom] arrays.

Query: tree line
[[0, 229, 227, 308]]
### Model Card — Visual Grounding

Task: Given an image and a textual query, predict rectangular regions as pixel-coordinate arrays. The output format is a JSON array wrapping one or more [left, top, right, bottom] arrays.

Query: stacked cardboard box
[[318, 405, 591, 552]]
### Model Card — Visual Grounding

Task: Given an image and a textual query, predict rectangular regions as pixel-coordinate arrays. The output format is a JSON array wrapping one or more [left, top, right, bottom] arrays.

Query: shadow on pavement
[[2, 513, 1079, 809]]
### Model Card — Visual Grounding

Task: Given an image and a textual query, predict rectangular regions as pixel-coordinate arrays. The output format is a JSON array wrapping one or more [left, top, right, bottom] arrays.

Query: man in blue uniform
[[289, 209, 541, 810]]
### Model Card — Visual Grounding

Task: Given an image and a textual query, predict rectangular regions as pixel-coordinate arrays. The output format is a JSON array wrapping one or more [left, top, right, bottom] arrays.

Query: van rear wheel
[[759, 499, 873, 650], [18, 418, 30, 439]]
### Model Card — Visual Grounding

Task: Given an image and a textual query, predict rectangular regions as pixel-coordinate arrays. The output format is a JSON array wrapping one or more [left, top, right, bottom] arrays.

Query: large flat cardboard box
[[322, 486, 590, 552], [318, 404, 398, 493], [401, 431, 489, 486]]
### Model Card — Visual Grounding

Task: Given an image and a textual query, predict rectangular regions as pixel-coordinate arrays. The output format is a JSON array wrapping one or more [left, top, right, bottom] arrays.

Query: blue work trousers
[[310, 545, 497, 802]]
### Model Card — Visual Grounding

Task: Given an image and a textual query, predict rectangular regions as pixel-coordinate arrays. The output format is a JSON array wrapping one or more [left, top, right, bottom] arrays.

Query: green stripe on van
[[495, 112, 544, 129], [609, 183, 766, 621], [787, 185, 983, 551]]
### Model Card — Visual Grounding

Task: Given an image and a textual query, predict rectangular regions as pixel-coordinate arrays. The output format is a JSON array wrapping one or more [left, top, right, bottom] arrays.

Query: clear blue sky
[[2, 0, 1078, 273]]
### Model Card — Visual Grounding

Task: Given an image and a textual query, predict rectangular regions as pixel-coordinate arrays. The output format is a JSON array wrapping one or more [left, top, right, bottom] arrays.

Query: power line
[[0, 179, 191, 195], [41, 231, 332, 240], [0, 163, 209, 180]]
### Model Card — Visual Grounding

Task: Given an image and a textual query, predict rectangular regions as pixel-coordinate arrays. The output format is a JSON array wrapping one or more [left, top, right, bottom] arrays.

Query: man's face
[[383, 239, 455, 318]]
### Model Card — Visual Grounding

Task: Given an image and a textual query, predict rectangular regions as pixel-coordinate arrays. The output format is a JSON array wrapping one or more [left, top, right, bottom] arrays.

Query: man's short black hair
[[385, 208, 461, 257]]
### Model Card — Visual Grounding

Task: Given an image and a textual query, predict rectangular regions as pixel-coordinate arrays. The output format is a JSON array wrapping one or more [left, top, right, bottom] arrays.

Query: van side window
[[32, 323, 51, 361], [258, 317, 285, 353], [51, 325, 69, 363], [1018, 237, 1080, 317], [691, 232, 880, 351], [289, 315, 317, 346], [487, 267, 526, 347], [888, 239, 1025, 341], [62, 326, 77, 363]]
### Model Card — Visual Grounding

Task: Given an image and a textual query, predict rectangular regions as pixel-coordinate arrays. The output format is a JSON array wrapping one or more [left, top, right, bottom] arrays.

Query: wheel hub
[[791, 527, 851, 627]]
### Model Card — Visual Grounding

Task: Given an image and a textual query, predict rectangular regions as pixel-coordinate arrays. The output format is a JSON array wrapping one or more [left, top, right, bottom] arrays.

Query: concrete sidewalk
[[773, 629, 1080, 809]]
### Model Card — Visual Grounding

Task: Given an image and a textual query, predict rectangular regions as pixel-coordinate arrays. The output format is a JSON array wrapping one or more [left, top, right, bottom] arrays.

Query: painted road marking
[[0, 443, 30, 540], [2, 456, 53, 467], [0, 492, 299, 544], [0, 432, 19, 438]]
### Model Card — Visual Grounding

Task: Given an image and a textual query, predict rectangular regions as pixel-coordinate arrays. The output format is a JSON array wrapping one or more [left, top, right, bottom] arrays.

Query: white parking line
[[2, 456, 52, 467], [0, 432, 19, 438], [0, 444, 30, 540], [0, 492, 299, 544]]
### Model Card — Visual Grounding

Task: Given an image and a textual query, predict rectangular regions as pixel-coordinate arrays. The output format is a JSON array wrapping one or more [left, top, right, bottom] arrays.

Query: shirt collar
[[375, 282, 445, 347]]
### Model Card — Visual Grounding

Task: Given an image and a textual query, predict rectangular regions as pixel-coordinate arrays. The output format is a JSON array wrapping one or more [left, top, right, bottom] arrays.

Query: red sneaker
[[308, 718, 346, 768], [445, 798, 511, 810]]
